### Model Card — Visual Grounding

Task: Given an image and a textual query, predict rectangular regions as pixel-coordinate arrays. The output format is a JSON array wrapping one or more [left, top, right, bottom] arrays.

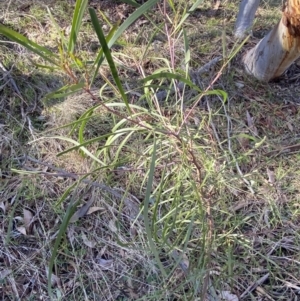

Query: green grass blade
[[143, 138, 167, 277], [168, 216, 195, 277], [47, 182, 87, 298], [68, 0, 88, 53], [47, 7, 68, 50], [119, 0, 140, 7], [5, 193, 19, 246], [54, 182, 79, 209], [167, 0, 175, 12], [183, 29, 190, 75], [90, 22, 120, 86], [0, 25, 59, 65], [57, 133, 113, 156], [42, 82, 85, 103], [69, 106, 97, 135], [91, 21, 119, 78], [142, 72, 201, 92], [89, 8, 131, 113], [44, 102, 151, 136], [151, 164, 168, 242], [205, 89, 228, 102], [40, 136, 105, 165], [78, 109, 94, 151], [91, 23, 119, 85], [175, 0, 205, 31], [91, 0, 159, 85], [29, 62, 58, 71], [111, 0, 159, 46]]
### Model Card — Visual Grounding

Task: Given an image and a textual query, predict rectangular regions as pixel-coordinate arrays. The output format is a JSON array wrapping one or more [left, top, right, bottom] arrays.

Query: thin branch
[[177, 64, 225, 135], [16, 155, 130, 201], [0, 61, 24, 101], [240, 273, 269, 299]]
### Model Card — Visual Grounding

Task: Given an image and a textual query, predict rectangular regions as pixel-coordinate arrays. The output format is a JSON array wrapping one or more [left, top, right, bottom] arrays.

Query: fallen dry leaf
[[45, 267, 62, 288], [23, 208, 33, 234], [256, 286, 273, 300], [0, 269, 12, 279], [267, 168, 275, 184], [67, 260, 78, 273], [64, 278, 75, 290], [51, 273, 61, 287], [86, 206, 104, 215], [287, 121, 293, 132], [235, 81, 244, 89], [70, 198, 94, 223], [127, 277, 139, 299], [67, 225, 75, 244], [213, 0, 221, 10], [219, 290, 239, 301], [180, 253, 189, 272], [237, 134, 250, 150], [108, 219, 118, 233], [124, 196, 140, 220], [16, 226, 26, 236], [81, 233, 96, 248], [246, 110, 258, 135], [97, 257, 113, 270], [246, 110, 253, 128], [0, 201, 7, 214], [172, 250, 189, 274], [130, 226, 137, 237]]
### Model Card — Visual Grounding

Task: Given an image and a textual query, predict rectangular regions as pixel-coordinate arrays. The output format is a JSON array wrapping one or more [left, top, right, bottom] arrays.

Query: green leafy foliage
[[89, 8, 131, 112], [0, 25, 59, 65], [1, 0, 260, 299], [68, 0, 88, 53]]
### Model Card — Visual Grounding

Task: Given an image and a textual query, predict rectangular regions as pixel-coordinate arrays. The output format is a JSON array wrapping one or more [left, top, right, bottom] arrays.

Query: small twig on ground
[[0, 61, 24, 100], [240, 273, 270, 299], [193, 57, 222, 75], [16, 155, 134, 201], [265, 143, 300, 157]]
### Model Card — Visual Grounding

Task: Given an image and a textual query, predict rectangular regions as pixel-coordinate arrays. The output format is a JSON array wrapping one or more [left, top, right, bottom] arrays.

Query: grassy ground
[[1, 0, 300, 300]]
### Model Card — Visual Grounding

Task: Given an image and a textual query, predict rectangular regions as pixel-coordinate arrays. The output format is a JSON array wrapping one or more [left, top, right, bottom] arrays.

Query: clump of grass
[[1, 0, 300, 300]]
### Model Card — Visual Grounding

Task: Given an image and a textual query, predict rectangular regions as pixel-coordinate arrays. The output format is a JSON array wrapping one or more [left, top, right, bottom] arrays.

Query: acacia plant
[[0, 0, 224, 299]]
